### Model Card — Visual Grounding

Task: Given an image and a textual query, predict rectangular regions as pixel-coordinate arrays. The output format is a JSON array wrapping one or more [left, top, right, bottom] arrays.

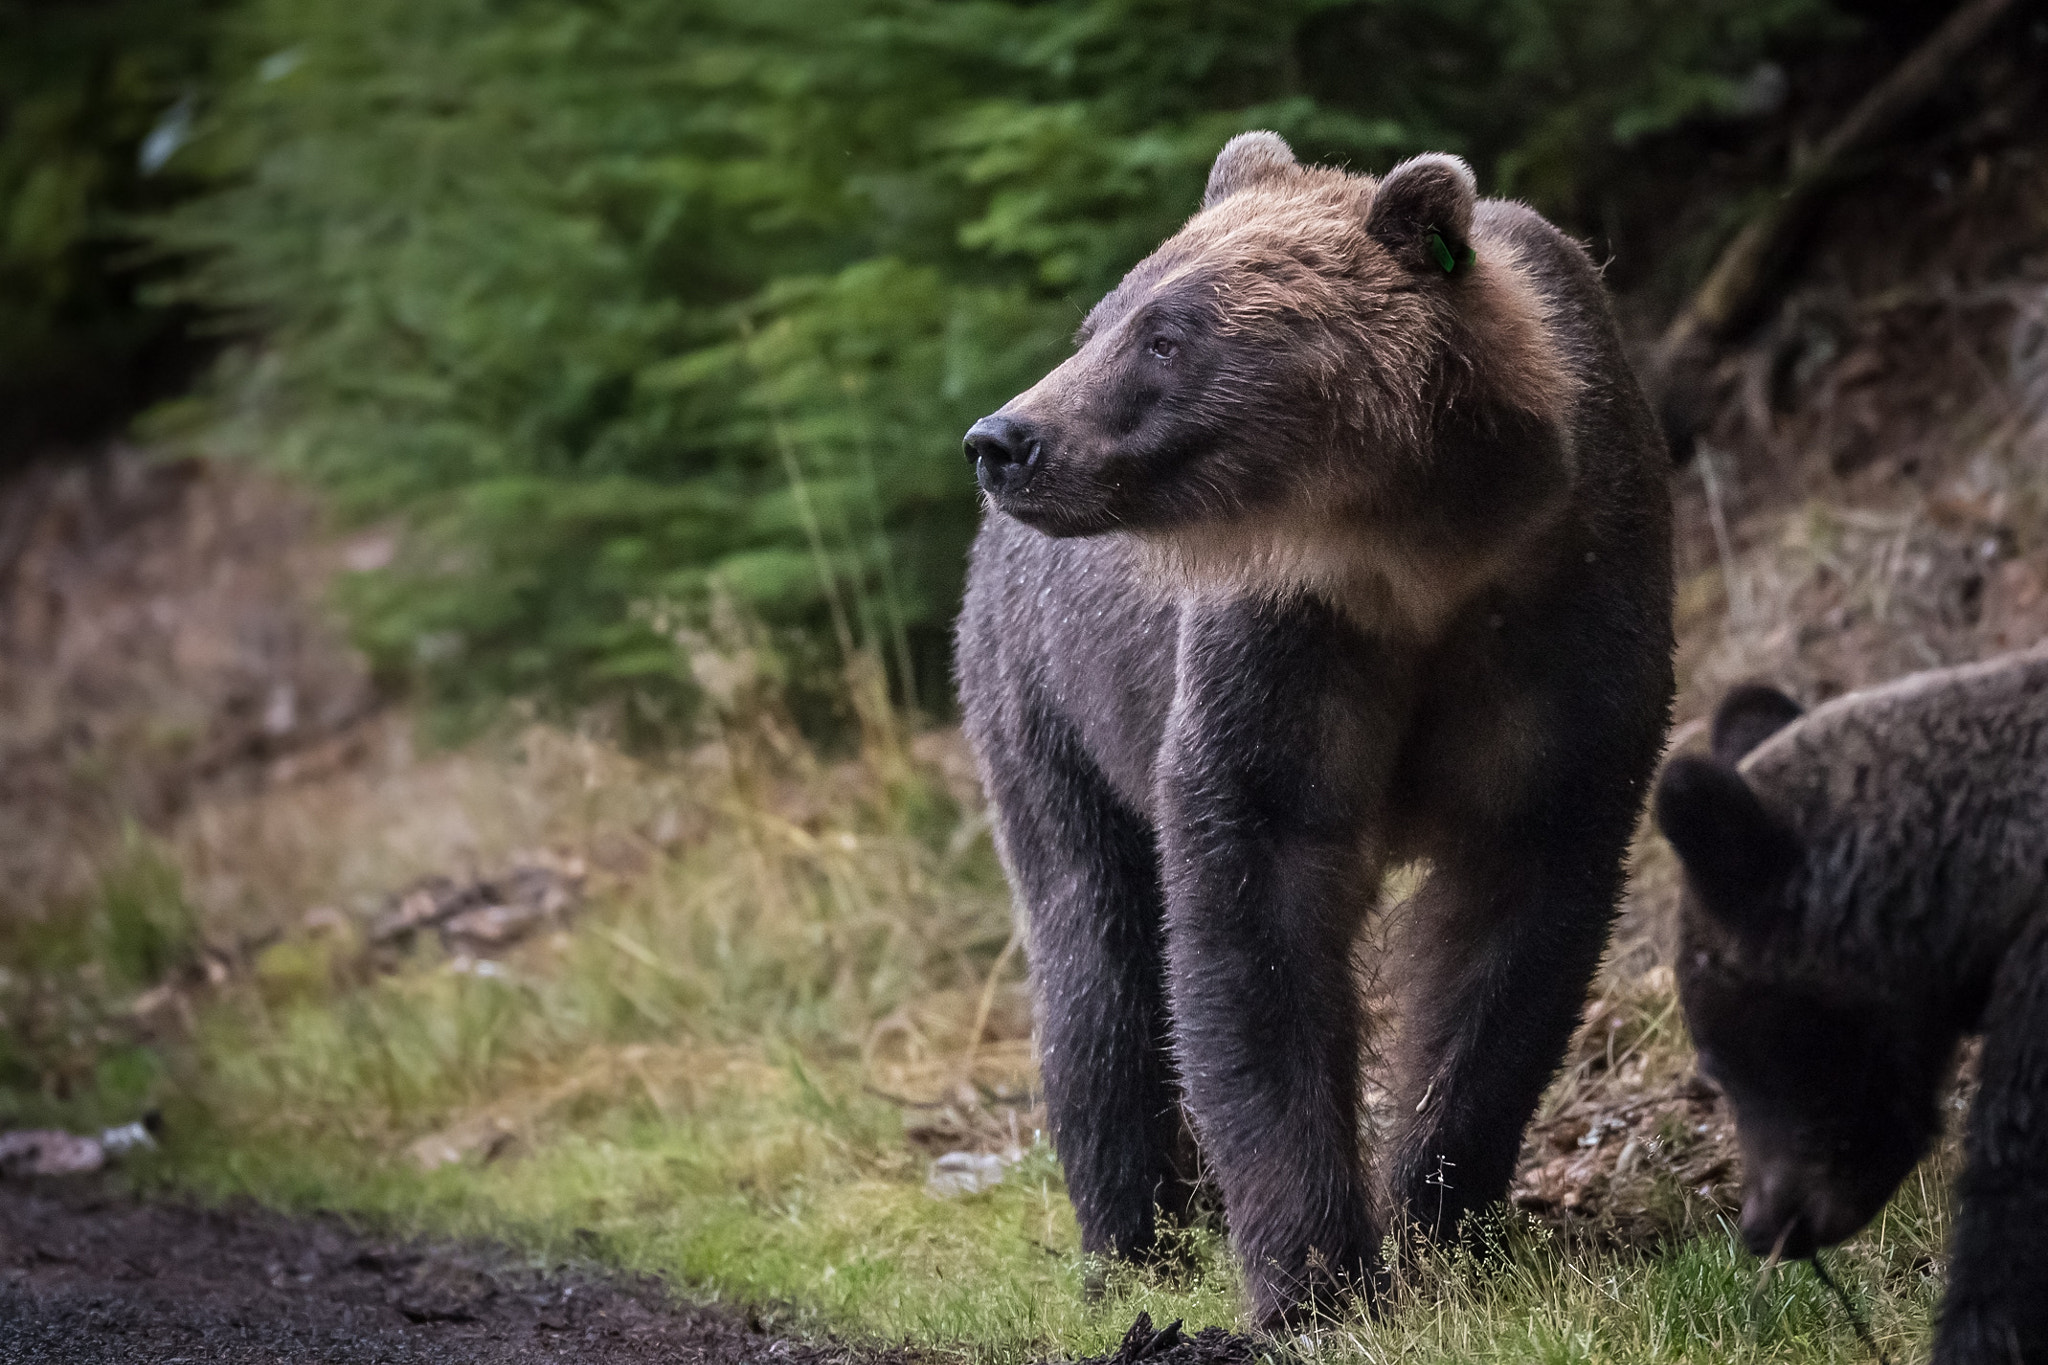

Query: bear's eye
[[1148, 336, 1179, 361]]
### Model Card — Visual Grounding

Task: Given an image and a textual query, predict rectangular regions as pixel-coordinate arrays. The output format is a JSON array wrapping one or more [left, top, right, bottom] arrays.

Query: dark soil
[[0, 1177, 911, 1365]]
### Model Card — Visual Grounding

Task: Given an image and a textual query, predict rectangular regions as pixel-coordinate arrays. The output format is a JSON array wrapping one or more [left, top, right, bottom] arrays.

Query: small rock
[[0, 1130, 106, 1177], [409, 1115, 518, 1171], [99, 1120, 157, 1156], [926, 1150, 1010, 1197]]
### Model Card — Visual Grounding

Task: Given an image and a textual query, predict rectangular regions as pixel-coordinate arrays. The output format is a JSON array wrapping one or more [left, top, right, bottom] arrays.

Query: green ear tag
[[1424, 229, 1457, 274]]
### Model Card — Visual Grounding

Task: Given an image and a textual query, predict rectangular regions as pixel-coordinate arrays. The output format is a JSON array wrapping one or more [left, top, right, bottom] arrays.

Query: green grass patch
[[2, 724, 1955, 1362], [161, 1062, 1240, 1357], [147, 1050, 1947, 1365]]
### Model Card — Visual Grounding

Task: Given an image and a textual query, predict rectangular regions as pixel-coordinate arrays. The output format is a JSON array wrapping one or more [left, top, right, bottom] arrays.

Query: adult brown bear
[[955, 132, 1673, 1325]]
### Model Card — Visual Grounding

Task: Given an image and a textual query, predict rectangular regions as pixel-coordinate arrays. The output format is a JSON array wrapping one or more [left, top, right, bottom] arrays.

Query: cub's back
[[1740, 644, 2048, 942], [1743, 644, 2048, 810]]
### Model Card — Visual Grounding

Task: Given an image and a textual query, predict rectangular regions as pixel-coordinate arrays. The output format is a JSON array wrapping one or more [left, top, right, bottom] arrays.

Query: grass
[[146, 1070, 1951, 1365], [2, 667, 1960, 1363], [159, 1061, 1242, 1354]]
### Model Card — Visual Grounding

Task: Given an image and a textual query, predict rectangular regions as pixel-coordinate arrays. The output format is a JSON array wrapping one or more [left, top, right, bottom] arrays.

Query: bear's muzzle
[[964, 413, 1044, 500]]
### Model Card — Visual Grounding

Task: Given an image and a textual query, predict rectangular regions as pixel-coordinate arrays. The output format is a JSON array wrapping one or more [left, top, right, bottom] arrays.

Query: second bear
[[1658, 644, 2048, 1364]]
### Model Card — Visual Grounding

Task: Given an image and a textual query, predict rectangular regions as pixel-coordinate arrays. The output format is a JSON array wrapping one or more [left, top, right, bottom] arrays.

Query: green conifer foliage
[[148, 0, 1841, 732], [0, 0, 228, 452]]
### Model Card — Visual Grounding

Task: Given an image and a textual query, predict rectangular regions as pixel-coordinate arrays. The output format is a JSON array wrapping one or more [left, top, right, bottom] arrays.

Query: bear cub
[[1658, 644, 2048, 1365], [957, 131, 1673, 1324]]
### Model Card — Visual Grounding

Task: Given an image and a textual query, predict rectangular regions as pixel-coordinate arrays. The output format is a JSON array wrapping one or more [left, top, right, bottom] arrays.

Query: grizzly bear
[[1658, 648, 2048, 1365], [955, 132, 1674, 1324]]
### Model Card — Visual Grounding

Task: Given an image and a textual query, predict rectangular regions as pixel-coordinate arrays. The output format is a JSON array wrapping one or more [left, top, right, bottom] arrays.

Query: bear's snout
[[964, 414, 1044, 500], [1739, 1166, 1870, 1260], [1740, 1195, 1816, 1260]]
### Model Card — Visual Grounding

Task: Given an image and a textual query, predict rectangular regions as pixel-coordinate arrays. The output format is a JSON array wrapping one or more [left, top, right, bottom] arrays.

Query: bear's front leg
[[980, 710, 1194, 1264], [1939, 921, 2048, 1365], [1156, 597, 1408, 1328]]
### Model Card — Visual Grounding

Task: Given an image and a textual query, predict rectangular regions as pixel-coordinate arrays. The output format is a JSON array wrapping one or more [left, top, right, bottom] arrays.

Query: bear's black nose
[[1740, 1203, 1815, 1261], [964, 415, 1043, 498]]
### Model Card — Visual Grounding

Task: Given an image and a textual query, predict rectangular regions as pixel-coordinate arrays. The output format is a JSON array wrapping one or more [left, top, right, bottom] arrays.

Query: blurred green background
[[6, 0, 1879, 738]]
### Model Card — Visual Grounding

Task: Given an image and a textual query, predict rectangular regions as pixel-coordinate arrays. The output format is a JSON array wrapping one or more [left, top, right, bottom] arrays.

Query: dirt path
[[0, 1178, 908, 1364]]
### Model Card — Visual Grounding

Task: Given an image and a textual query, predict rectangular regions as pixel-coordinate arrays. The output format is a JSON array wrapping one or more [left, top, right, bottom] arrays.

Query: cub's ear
[[1654, 755, 1802, 932], [1203, 131, 1298, 209], [1711, 682, 1804, 766], [1366, 153, 1477, 276]]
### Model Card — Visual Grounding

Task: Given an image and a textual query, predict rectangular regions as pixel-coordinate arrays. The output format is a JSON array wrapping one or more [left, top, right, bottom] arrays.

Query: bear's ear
[[1365, 153, 1477, 277], [1203, 131, 1298, 209], [1710, 682, 1804, 766], [1655, 755, 1802, 933]]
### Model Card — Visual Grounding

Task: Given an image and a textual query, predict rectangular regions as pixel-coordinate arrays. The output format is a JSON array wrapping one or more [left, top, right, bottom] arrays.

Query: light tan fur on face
[[1175, 170, 1577, 438], [1120, 174, 1578, 639]]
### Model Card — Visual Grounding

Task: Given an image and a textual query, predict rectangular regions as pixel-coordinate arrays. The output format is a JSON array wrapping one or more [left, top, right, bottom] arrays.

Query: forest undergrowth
[[0, 652, 1966, 1363]]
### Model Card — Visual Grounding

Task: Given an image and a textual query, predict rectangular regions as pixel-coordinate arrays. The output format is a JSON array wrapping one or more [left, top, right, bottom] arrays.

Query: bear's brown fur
[[957, 132, 1674, 1325], [1659, 647, 2048, 1364]]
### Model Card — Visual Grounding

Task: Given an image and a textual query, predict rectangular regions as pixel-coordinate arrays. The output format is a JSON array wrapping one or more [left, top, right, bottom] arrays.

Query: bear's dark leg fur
[[1157, 597, 1409, 1327], [982, 715, 1193, 1262], [1384, 822, 1629, 1238], [1384, 584, 1667, 1242], [1939, 919, 2048, 1365]]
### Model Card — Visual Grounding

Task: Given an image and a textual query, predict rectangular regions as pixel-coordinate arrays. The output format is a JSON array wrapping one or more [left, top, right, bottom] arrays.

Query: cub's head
[[962, 132, 1564, 539], [1656, 684, 1953, 1260]]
